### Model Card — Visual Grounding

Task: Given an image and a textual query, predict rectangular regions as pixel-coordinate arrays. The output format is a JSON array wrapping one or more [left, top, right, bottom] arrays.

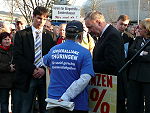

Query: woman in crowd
[[0, 32, 15, 113], [127, 18, 150, 113]]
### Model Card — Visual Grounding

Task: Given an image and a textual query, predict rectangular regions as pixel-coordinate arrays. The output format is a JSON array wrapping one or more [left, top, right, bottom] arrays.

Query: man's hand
[[143, 51, 148, 55], [140, 51, 148, 56], [33, 68, 39, 78], [10, 64, 15, 72], [33, 68, 45, 78]]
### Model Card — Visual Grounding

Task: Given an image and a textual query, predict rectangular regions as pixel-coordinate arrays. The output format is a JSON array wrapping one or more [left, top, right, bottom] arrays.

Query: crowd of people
[[0, 5, 150, 113]]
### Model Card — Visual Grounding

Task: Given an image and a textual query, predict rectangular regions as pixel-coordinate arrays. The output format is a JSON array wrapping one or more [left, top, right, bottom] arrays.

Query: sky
[[0, 0, 87, 13], [0, 0, 10, 12], [71, 0, 87, 6]]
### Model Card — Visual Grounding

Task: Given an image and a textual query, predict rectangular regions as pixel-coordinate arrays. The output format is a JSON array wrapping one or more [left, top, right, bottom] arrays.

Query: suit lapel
[[42, 30, 47, 46], [97, 25, 112, 44], [26, 27, 34, 54]]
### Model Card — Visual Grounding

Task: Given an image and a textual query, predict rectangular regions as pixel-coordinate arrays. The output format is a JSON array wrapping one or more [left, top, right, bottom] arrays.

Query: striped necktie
[[34, 31, 42, 67]]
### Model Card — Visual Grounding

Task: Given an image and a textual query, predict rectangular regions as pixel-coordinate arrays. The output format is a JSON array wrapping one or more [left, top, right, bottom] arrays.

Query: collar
[[31, 25, 43, 33], [100, 24, 110, 37], [0, 45, 11, 51]]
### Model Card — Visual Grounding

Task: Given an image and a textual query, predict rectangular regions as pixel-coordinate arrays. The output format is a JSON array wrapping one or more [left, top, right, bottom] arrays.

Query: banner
[[52, 5, 80, 21], [89, 73, 117, 113]]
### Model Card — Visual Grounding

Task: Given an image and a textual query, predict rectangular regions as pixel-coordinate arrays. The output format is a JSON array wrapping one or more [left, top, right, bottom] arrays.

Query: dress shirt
[[32, 25, 44, 67], [100, 24, 110, 38]]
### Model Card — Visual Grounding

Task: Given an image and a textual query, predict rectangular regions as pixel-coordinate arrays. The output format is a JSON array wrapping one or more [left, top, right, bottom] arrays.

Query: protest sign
[[52, 5, 80, 21], [89, 73, 117, 113]]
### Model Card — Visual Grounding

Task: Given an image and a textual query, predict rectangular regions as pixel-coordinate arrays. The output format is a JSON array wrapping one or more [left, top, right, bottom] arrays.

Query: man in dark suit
[[13, 6, 55, 113], [116, 15, 134, 58], [84, 11, 127, 113]]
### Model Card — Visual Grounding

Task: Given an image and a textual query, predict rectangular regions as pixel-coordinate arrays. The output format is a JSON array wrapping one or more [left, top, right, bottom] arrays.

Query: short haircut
[[84, 10, 105, 22], [0, 32, 11, 43], [33, 6, 49, 17], [16, 21, 23, 26], [117, 15, 130, 21], [140, 18, 150, 36]]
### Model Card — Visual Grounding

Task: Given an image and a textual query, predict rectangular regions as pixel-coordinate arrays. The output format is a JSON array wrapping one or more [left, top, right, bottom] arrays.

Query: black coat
[[0, 45, 15, 88], [128, 36, 150, 82], [93, 25, 125, 75], [13, 27, 55, 91], [93, 25, 127, 99]]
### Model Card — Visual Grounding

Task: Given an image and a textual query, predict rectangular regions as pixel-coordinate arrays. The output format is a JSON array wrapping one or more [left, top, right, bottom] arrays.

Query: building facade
[[83, 0, 149, 23]]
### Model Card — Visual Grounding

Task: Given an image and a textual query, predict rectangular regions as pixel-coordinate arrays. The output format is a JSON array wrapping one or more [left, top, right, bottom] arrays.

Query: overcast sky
[[70, 0, 87, 6], [0, 0, 9, 12]]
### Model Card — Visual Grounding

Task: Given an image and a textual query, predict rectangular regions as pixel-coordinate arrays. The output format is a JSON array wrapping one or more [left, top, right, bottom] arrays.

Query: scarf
[[0, 45, 11, 51]]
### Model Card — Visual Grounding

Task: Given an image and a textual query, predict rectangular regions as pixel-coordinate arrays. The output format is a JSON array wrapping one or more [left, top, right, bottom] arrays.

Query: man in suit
[[13, 6, 55, 113], [116, 15, 134, 58], [84, 11, 127, 113]]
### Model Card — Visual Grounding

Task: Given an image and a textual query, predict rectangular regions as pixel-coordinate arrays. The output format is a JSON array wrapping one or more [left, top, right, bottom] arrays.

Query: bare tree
[[13, 0, 58, 24], [5, 0, 72, 24], [4, 0, 18, 22], [7, 0, 71, 24], [81, 0, 103, 18], [104, 4, 118, 23], [81, 0, 118, 22]]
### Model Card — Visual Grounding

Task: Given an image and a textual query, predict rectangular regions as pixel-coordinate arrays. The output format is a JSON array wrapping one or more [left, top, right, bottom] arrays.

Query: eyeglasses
[[120, 23, 128, 27]]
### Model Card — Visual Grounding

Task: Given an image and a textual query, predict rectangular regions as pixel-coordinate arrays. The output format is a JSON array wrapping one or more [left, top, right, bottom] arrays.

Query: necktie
[[34, 31, 42, 67]]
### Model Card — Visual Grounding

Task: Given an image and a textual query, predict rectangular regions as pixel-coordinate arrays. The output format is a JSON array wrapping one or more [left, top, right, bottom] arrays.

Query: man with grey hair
[[84, 11, 127, 113]]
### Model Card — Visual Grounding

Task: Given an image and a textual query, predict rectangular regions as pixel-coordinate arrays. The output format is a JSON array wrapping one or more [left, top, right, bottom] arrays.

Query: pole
[[10, 0, 14, 23], [137, 0, 141, 24], [148, 0, 150, 17]]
